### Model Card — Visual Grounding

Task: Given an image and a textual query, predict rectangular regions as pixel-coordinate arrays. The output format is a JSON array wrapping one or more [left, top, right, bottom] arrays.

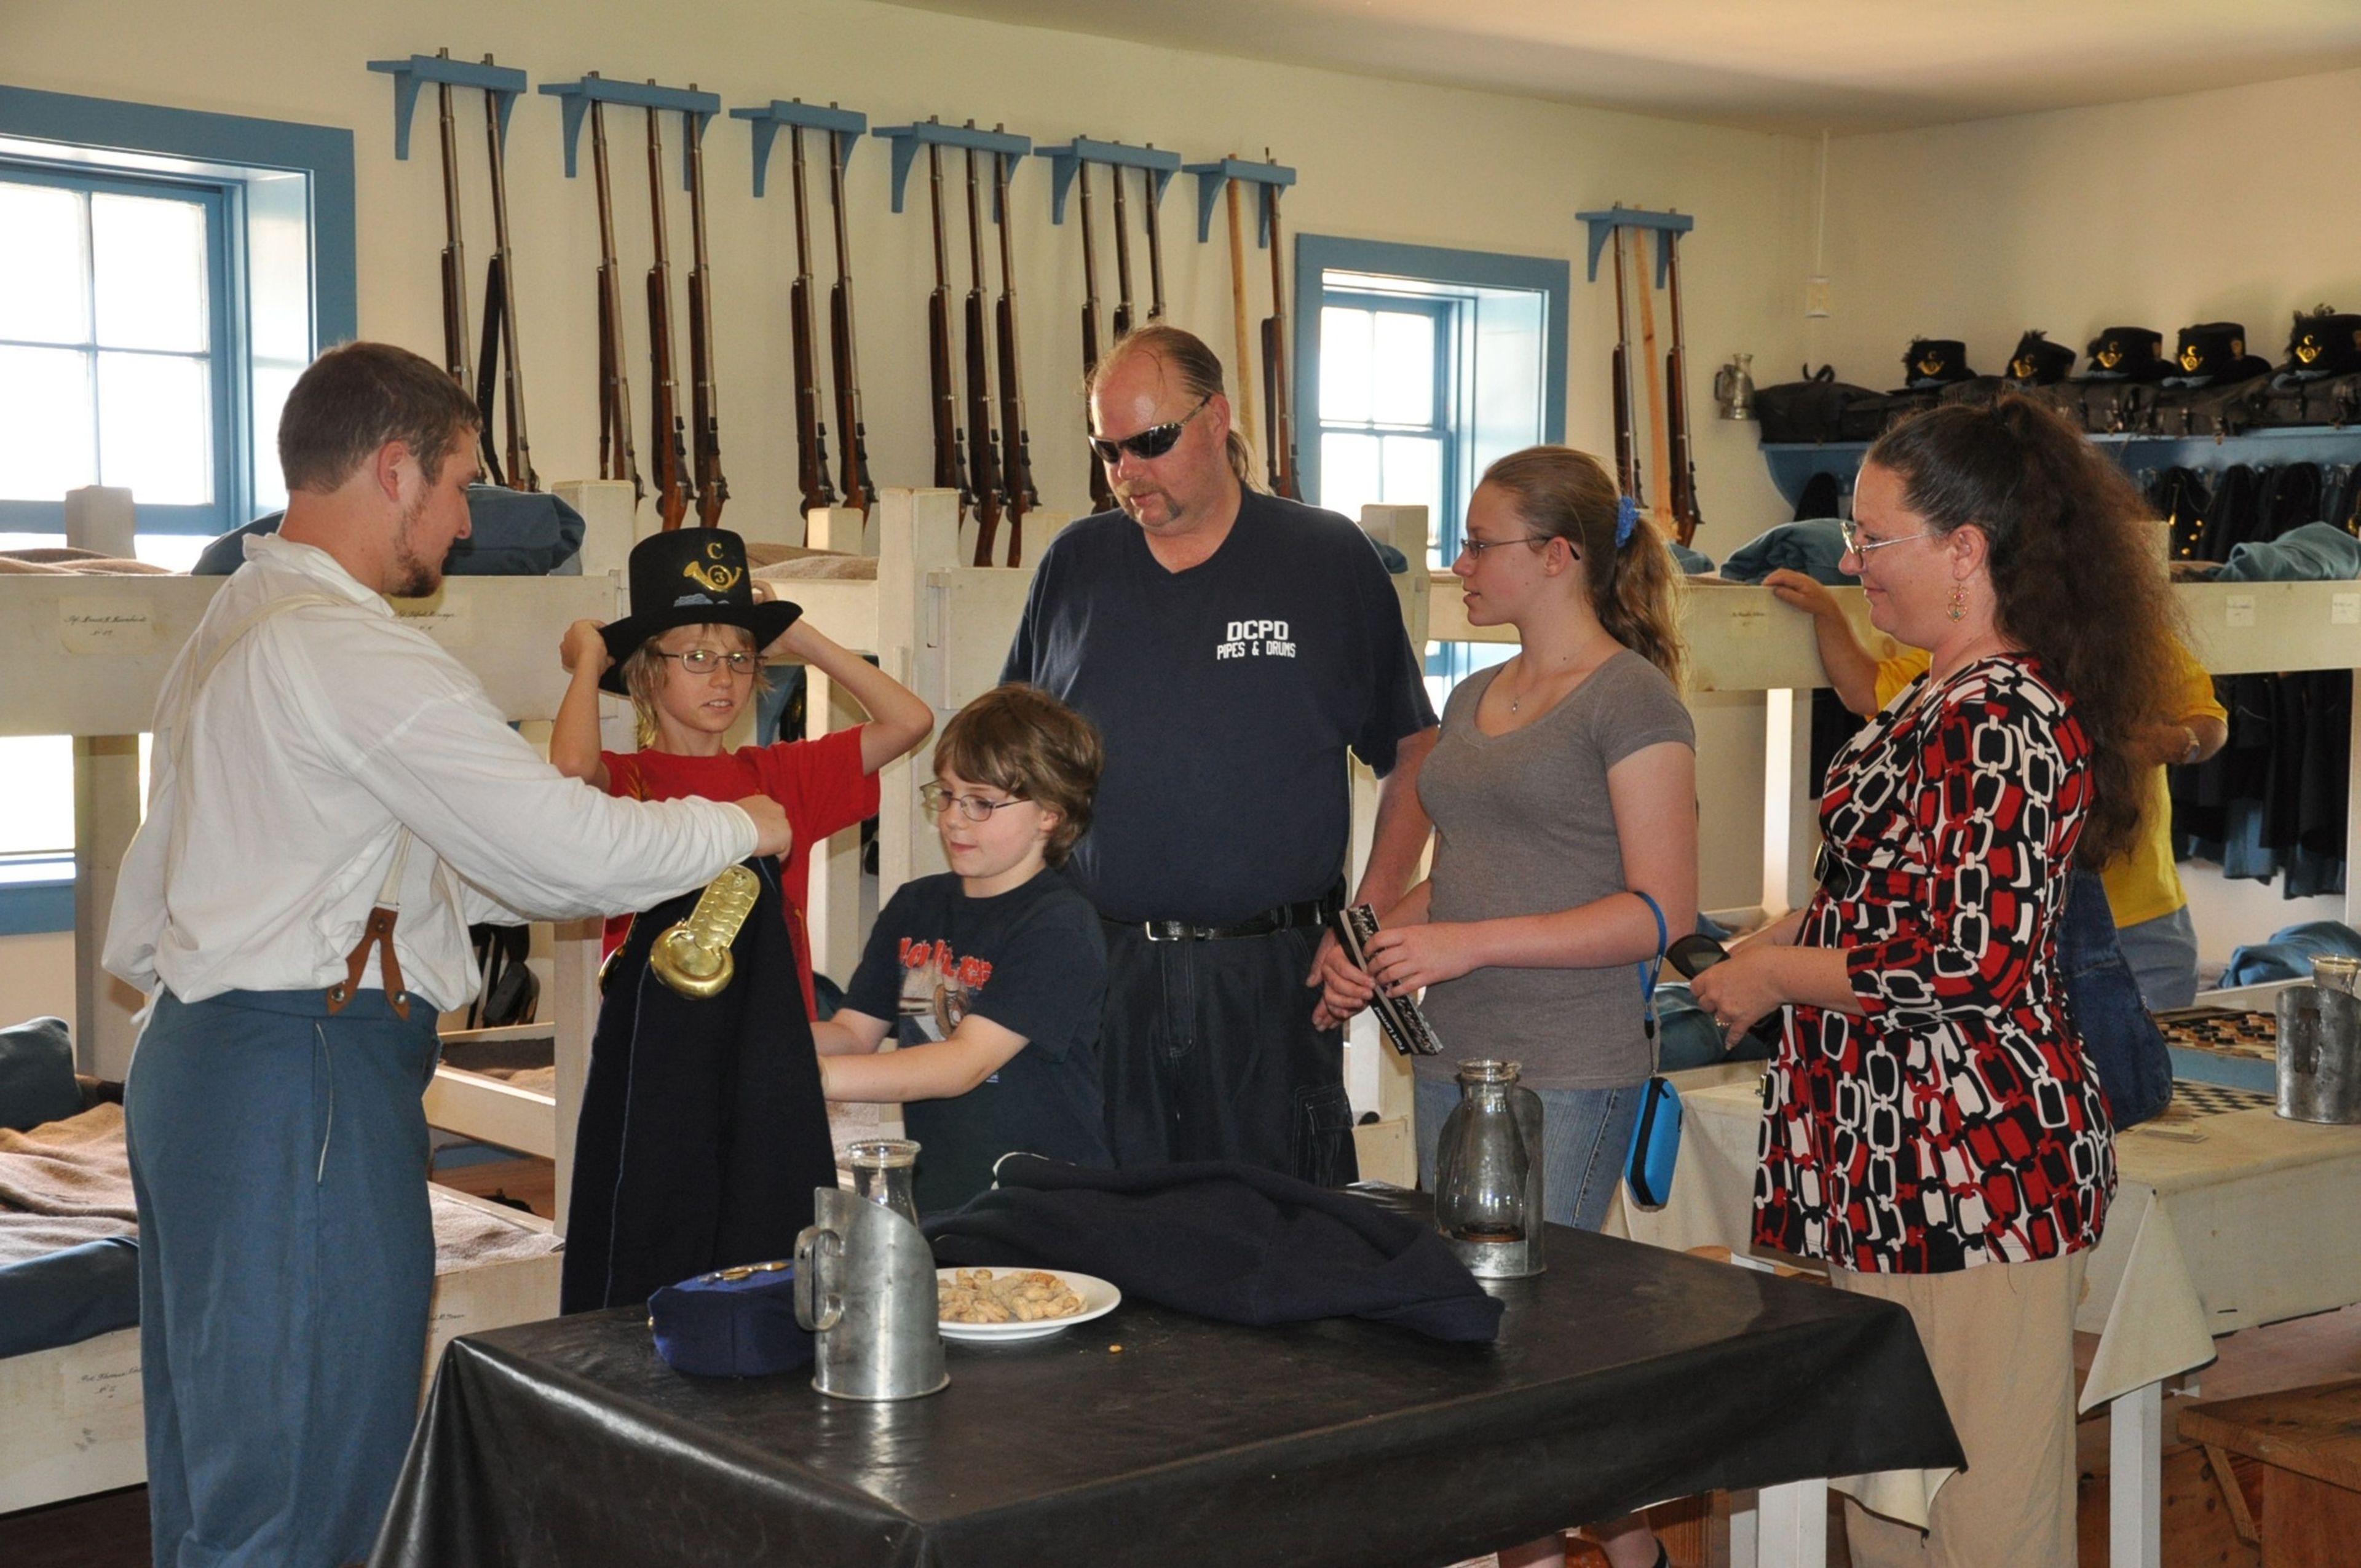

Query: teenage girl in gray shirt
[[1319, 445, 1695, 1568]]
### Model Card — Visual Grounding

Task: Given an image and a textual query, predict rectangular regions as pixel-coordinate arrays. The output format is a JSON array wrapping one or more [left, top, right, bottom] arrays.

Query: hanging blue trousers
[[124, 988, 439, 1568]]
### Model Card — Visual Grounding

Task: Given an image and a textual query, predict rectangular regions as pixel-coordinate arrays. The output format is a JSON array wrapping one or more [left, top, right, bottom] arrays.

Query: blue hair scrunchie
[[1615, 494, 1639, 548]]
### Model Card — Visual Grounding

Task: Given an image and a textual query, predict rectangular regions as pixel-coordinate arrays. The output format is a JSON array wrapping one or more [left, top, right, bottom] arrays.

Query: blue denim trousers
[[1414, 1074, 1642, 1232], [124, 988, 439, 1568], [2056, 866, 2175, 1129]]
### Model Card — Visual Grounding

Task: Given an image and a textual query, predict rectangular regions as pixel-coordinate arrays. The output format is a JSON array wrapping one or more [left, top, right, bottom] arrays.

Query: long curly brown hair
[[1868, 394, 2186, 868]]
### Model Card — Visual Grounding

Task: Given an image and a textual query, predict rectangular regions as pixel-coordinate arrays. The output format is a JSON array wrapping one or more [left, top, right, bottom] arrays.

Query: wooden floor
[[0, 1486, 148, 1568]]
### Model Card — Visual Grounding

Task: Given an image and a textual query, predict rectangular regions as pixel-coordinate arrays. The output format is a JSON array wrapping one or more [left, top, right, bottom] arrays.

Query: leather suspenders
[[169, 590, 422, 1020]]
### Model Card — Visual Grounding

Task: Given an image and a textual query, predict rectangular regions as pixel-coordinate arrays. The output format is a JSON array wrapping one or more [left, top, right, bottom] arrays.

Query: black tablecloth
[[370, 1215, 1960, 1568]]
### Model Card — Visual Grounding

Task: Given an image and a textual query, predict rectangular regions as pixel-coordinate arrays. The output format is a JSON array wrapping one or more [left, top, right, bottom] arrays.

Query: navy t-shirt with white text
[[1002, 491, 1434, 925]]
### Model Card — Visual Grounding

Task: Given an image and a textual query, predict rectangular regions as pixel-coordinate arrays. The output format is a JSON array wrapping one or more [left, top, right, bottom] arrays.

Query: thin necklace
[[1507, 633, 1607, 714]]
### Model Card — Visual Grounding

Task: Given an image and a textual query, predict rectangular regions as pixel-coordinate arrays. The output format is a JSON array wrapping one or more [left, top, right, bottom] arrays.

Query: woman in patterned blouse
[[1692, 395, 2186, 1567]]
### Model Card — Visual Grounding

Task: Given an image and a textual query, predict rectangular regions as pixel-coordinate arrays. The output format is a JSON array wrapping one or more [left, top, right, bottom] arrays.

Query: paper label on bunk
[[1725, 605, 1770, 638], [2334, 593, 2359, 627], [57, 597, 160, 655], [60, 1341, 143, 1414], [2225, 595, 2255, 628], [398, 606, 476, 648]]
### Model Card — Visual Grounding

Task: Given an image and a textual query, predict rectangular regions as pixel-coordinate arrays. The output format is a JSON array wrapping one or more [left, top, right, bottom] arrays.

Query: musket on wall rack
[[1184, 153, 1299, 499], [737, 98, 872, 520], [1042, 138, 1182, 512], [367, 50, 537, 490], [1576, 205, 1703, 546], [542, 75, 725, 519], [874, 119, 1032, 564]]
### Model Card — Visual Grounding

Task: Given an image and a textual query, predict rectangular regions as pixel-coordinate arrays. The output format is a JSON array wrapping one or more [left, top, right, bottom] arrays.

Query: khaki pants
[[1832, 1251, 2084, 1568]]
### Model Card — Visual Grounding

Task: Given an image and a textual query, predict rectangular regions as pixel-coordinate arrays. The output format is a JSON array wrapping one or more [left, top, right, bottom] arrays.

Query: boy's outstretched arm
[[552, 619, 614, 790], [812, 1007, 893, 1058], [818, 1014, 1029, 1102]]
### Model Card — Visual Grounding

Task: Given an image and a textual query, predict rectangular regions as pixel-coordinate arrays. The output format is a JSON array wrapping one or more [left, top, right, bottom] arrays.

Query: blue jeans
[[125, 988, 439, 1568], [2114, 903, 2201, 1011], [2057, 868, 2174, 1130], [1414, 1075, 1642, 1232]]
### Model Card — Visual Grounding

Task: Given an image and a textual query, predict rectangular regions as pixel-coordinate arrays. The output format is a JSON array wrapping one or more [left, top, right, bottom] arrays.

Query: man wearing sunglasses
[[1003, 325, 1438, 1187]]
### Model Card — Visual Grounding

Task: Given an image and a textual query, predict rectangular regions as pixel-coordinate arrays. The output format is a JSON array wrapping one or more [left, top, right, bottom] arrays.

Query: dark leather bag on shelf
[[2044, 378, 2160, 435], [1838, 389, 1938, 440], [2149, 377, 2269, 438], [2248, 371, 2361, 429], [1753, 366, 1882, 443]]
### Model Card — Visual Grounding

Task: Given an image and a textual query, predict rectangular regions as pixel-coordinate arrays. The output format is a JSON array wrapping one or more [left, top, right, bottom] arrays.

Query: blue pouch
[[1624, 1077, 1683, 1210], [647, 1259, 815, 1377], [1623, 893, 1683, 1210]]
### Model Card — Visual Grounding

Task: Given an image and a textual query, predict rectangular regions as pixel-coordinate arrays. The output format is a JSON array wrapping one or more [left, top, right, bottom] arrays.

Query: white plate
[[935, 1267, 1123, 1343]]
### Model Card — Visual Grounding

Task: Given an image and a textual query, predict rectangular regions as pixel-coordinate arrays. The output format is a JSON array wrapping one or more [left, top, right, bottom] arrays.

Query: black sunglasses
[[1088, 396, 1211, 465]]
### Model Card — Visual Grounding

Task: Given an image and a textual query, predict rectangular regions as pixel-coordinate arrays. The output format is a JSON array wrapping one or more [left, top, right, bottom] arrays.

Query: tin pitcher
[[794, 1186, 949, 1401]]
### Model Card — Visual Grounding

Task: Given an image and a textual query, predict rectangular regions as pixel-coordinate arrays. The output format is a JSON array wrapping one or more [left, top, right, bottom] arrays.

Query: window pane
[[0, 183, 89, 346], [1371, 311, 1436, 426], [1319, 432, 1380, 523], [0, 346, 97, 501], [93, 193, 208, 353], [1320, 307, 1372, 424], [99, 351, 211, 504], [135, 533, 213, 572], [250, 362, 302, 512], [0, 737, 74, 854], [1380, 434, 1442, 529]]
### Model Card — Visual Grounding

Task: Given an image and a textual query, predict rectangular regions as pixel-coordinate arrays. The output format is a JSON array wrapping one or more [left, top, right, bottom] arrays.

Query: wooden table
[[2179, 1378, 2361, 1567]]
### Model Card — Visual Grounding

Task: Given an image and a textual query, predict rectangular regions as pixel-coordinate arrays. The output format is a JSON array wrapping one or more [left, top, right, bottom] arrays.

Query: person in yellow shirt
[[1768, 569, 2226, 1007]]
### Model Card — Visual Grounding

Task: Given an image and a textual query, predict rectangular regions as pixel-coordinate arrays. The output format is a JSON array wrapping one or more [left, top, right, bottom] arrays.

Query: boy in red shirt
[[553, 529, 932, 1015], [550, 529, 931, 1313]]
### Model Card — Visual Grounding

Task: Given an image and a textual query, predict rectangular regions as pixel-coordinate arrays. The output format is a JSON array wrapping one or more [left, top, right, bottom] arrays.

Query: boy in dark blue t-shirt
[[814, 686, 1111, 1213]]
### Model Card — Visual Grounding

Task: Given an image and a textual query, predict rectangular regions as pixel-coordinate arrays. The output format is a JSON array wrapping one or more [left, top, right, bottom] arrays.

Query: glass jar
[[844, 1139, 922, 1226], [1433, 1060, 1544, 1277]]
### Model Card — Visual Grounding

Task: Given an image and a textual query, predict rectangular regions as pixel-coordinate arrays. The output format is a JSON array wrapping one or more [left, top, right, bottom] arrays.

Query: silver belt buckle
[[1143, 920, 1191, 943]]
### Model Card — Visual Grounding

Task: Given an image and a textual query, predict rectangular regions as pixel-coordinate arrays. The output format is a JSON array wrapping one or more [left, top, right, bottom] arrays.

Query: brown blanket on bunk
[[753, 553, 879, 582], [0, 1103, 560, 1272], [0, 1104, 136, 1219]]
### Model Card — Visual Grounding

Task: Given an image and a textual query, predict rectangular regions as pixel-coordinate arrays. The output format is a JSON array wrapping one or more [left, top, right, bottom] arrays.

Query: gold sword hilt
[[649, 864, 760, 1000]]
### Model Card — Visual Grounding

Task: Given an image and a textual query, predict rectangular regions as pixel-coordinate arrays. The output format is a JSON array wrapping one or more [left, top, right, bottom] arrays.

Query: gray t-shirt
[[1413, 651, 1696, 1091]]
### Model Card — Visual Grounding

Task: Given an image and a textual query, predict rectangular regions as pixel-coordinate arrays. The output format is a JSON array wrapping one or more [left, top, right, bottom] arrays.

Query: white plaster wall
[[0, 931, 77, 1034], [7, 0, 1808, 549]]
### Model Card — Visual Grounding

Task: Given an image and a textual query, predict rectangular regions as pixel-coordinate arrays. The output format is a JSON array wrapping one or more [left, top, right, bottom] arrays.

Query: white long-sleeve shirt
[[103, 535, 756, 1012]]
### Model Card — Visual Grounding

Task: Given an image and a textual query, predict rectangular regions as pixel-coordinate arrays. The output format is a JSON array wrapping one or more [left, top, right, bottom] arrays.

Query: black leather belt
[[1111, 885, 1345, 944]]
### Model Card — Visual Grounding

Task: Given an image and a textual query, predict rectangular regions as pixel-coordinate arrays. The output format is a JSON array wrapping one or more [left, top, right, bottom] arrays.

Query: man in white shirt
[[102, 342, 793, 1568]]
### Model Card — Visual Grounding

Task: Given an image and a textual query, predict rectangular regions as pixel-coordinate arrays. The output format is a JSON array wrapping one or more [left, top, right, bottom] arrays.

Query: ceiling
[[885, 0, 2361, 133]]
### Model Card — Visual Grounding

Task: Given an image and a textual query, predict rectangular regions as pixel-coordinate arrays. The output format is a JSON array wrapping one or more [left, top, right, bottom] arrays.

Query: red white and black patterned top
[[1754, 654, 2116, 1274]]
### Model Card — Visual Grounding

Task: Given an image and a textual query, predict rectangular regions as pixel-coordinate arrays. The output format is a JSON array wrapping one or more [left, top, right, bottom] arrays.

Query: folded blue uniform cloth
[[2216, 521, 2361, 583], [0, 1236, 140, 1358], [1718, 518, 1852, 586], [195, 485, 586, 577], [2221, 919, 2361, 985], [927, 1156, 1504, 1342], [647, 1260, 813, 1378]]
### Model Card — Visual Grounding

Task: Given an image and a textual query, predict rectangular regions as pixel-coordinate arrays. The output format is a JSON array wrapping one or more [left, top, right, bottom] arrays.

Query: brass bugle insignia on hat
[[1916, 354, 1943, 376], [2011, 356, 2035, 378], [2097, 343, 2124, 368], [650, 865, 760, 999], [2180, 344, 2202, 371], [682, 559, 744, 594], [2298, 335, 2324, 365]]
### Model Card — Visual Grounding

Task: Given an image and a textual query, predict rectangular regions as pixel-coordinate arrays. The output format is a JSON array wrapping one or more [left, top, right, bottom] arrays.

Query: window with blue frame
[[0, 167, 235, 540], [1296, 237, 1568, 701], [0, 85, 355, 932]]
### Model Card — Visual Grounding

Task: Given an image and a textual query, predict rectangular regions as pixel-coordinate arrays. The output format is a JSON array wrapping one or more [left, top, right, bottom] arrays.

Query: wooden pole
[[1630, 227, 1674, 536], [1226, 170, 1259, 470]]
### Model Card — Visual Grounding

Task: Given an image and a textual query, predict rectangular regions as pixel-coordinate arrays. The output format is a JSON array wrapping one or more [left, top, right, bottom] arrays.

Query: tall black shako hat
[[2166, 322, 2271, 387], [1897, 338, 1975, 392], [2004, 330, 2076, 386], [597, 529, 801, 695], [2280, 306, 2361, 381], [2082, 327, 2165, 381]]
